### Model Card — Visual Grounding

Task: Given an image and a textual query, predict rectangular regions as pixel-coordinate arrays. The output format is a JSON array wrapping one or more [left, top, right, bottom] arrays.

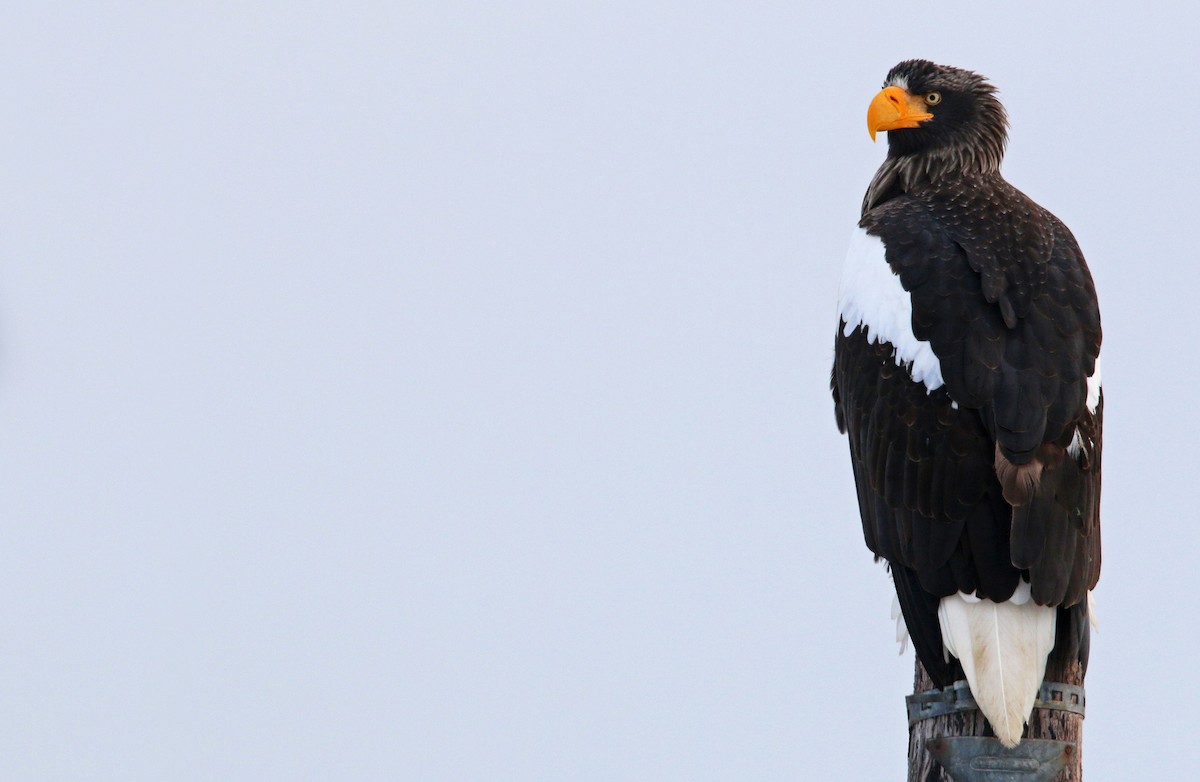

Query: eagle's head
[[868, 60, 1009, 177]]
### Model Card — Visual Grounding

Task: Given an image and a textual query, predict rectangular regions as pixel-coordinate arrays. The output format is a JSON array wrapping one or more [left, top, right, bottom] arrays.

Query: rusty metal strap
[[906, 681, 1085, 726], [906, 681, 977, 725], [1035, 682, 1086, 716]]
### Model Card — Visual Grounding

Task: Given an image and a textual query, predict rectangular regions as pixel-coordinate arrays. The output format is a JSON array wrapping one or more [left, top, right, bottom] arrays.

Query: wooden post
[[907, 656, 1085, 782]]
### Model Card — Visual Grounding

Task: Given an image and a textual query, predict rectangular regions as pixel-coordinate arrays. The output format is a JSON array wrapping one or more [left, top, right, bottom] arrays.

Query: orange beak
[[867, 86, 933, 141]]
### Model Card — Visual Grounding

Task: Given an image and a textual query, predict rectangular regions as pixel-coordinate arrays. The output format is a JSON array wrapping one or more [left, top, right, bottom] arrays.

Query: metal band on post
[[906, 680, 1085, 726]]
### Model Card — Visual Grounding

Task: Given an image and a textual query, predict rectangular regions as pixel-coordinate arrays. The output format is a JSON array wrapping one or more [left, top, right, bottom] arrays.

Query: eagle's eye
[[924, 92, 942, 106]]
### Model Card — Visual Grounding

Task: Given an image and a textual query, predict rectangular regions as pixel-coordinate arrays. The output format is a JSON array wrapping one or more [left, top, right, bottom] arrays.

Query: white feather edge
[[1068, 357, 1103, 457], [937, 583, 1056, 748], [1085, 356, 1102, 413], [891, 594, 909, 655]]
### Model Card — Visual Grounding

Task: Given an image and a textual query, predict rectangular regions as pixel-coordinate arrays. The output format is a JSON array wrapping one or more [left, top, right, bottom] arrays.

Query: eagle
[[831, 60, 1102, 748]]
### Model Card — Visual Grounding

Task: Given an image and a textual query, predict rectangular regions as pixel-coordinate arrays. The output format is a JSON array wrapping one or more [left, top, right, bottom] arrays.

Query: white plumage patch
[[1067, 431, 1083, 457], [1068, 357, 1103, 457], [937, 582, 1057, 748], [1085, 356, 1102, 413], [891, 594, 909, 655], [838, 227, 945, 392]]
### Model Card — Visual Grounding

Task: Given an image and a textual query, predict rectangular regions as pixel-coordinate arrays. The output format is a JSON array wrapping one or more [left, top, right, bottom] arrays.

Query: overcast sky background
[[0, 3, 1195, 780]]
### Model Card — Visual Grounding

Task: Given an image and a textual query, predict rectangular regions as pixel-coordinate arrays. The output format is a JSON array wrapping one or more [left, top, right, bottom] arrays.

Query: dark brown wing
[[832, 185, 1102, 683]]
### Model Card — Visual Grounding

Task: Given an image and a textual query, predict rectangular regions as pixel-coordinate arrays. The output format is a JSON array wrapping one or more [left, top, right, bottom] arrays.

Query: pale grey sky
[[0, 2, 1194, 780]]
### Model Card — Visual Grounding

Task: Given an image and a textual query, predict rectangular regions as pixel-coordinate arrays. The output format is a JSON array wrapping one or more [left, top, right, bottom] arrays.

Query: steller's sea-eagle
[[831, 59, 1102, 748]]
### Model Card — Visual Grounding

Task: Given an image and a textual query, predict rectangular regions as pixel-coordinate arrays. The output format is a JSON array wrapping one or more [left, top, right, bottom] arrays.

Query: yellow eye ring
[[924, 92, 942, 106]]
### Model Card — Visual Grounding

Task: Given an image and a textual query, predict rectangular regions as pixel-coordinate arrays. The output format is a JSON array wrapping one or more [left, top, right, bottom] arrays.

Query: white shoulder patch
[[838, 227, 945, 392]]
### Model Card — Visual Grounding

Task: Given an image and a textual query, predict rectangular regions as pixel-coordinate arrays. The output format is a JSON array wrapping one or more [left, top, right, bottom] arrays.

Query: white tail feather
[[938, 584, 1056, 748]]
